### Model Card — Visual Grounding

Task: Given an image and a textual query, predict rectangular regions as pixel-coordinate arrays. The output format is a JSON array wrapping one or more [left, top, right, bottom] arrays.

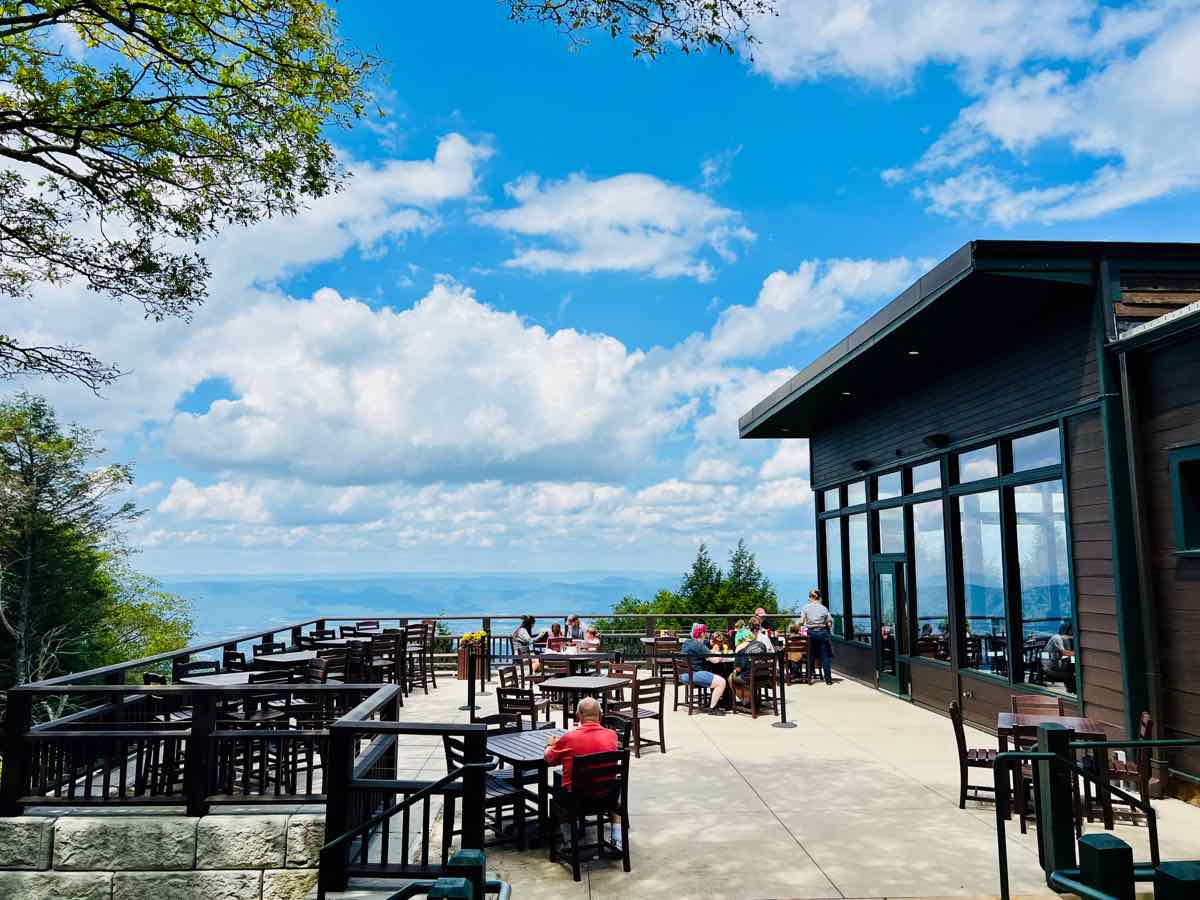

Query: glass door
[[872, 556, 910, 698]]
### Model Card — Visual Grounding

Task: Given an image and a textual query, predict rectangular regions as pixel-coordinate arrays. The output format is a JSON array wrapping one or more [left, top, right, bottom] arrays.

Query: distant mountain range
[[162, 571, 819, 643]]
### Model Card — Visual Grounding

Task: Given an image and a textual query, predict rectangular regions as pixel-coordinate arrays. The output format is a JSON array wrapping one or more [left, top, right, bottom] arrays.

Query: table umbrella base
[[772, 720, 798, 729]]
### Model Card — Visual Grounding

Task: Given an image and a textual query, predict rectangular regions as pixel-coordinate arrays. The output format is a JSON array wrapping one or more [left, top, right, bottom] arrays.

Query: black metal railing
[[993, 728, 1200, 900]]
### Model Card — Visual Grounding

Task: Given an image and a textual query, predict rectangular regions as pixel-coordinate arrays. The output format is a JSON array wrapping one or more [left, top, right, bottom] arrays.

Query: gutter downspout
[[1095, 259, 1150, 740]]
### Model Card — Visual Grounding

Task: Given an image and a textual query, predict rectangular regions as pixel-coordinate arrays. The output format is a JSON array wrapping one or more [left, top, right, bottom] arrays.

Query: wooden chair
[[223, 650, 248, 672], [541, 660, 570, 678], [346, 643, 366, 682], [732, 657, 778, 719], [605, 661, 638, 704], [339, 625, 359, 638], [650, 637, 678, 679], [317, 647, 349, 681], [547, 637, 567, 651], [602, 714, 632, 750], [950, 701, 1000, 808], [1085, 711, 1153, 825], [356, 619, 380, 630], [609, 677, 666, 757], [310, 628, 336, 640], [785, 634, 810, 684], [440, 734, 529, 857], [366, 633, 401, 683], [423, 620, 440, 689], [497, 665, 520, 689], [496, 686, 552, 729], [514, 651, 542, 690], [405, 623, 430, 695], [549, 749, 632, 882], [224, 669, 291, 725], [253, 641, 287, 657], [1011, 693, 1065, 715], [672, 656, 709, 715], [172, 658, 219, 681]]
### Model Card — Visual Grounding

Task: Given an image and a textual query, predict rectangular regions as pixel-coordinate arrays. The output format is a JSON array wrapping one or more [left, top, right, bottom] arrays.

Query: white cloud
[[759, 440, 810, 480], [700, 145, 743, 190], [475, 173, 754, 281], [704, 257, 928, 362], [686, 456, 753, 483]]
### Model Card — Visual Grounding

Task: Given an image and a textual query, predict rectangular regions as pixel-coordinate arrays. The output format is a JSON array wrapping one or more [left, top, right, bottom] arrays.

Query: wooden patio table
[[313, 637, 371, 647], [996, 712, 1112, 829], [537, 676, 628, 728], [178, 671, 252, 686], [536, 651, 607, 676], [251, 650, 317, 670], [487, 727, 566, 846]]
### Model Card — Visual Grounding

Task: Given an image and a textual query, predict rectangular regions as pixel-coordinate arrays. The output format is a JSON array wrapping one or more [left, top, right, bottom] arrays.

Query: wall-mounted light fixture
[[852, 459, 872, 472], [923, 433, 949, 449]]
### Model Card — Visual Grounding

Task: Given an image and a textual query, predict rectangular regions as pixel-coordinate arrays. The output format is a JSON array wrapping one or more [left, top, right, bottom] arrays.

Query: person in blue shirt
[[679, 624, 728, 715]]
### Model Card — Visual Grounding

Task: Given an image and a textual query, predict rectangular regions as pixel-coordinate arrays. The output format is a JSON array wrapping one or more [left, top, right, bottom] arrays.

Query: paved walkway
[[328, 671, 1200, 900]]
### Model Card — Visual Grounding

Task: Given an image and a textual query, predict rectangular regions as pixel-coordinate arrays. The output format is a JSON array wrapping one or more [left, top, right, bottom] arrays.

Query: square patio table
[[536, 651, 607, 676], [996, 711, 1111, 828], [314, 637, 371, 647], [487, 727, 566, 845], [252, 650, 317, 670], [537, 675, 628, 727]]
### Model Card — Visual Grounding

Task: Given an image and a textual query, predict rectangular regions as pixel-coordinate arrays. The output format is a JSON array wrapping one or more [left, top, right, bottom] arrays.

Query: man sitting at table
[[544, 697, 623, 850], [679, 623, 728, 715]]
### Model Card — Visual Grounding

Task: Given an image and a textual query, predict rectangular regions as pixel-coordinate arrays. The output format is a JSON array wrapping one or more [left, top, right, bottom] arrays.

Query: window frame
[[1168, 443, 1200, 557]]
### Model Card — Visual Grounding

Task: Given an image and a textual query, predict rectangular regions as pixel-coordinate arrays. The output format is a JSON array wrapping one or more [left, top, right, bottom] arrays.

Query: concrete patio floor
[[327, 670, 1200, 900]]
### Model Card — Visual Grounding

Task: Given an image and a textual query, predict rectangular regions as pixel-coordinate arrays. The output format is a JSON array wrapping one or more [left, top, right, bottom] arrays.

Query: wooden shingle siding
[[1133, 336, 1200, 776], [1066, 411, 1128, 739], [810, 284, 1100, 487]]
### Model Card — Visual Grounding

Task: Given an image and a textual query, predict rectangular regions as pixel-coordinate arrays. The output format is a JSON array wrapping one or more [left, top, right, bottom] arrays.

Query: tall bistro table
[[996, 711, 1112, 828], [487, 727, 566, 846], [537, 675, 629, 728]]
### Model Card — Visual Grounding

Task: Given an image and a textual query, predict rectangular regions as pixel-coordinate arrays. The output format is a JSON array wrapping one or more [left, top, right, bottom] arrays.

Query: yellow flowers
[[459, 630, 488, 645]]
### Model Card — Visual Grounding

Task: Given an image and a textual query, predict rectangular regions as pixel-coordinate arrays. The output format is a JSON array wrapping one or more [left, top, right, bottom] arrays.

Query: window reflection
[[877, 471, 901, 501], [823, 488, 839, 512], [847, 481, 866, 506], [913, 500, 950, 660], [1013, 428, 1061, 472], [848, 513, 870, 643], [825, 518, 844, 637], [959, 490, 1006, 676], [1015, 481, 1074, 695], [878, 506, 904, 553], [958, 446, 999, 482], [912, 461, 941, 493]]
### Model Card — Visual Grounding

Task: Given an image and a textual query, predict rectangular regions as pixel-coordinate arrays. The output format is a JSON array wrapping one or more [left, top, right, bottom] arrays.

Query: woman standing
[[799, 589, 835, 685]]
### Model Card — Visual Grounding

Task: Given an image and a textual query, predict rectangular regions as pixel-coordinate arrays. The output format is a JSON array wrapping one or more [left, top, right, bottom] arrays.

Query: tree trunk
[[14, 528, 33, 686]]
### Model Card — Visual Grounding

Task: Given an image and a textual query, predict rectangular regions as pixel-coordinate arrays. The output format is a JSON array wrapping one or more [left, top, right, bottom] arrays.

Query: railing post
[[291, 624, 303, 648], [448, 849, 486, 900], [1036, 724, 1076, 877], [1078, 833, 1134, 900], [319, 723, 354, 895], [0, 688, 33, 816], [184, 690, 216, 816], [644, 616, 656, 638], [316, 619, 326, 632], [460, 730, 486, 852], [481, 619, 492, 683]]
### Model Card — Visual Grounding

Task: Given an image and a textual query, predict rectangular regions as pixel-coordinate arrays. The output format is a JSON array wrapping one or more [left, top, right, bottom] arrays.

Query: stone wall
[[0, 812, 323, 900]]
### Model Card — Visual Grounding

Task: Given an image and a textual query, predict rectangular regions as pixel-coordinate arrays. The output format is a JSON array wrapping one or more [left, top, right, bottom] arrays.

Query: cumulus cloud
[[475, 172, 754, 281]]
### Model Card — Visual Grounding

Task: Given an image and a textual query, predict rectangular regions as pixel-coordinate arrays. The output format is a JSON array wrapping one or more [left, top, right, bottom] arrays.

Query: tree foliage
[[0, 0, 376, 388], [0, 394, 192, 693], [504, 0, 775, 57]]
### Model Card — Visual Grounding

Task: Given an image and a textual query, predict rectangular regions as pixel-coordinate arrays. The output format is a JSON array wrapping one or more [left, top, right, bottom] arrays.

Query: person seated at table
[[545, 697, 623, 850], [755, 607, 775, 637], [730, 625, 768, 706], [551, 623, 563, 639], [678, 624, 727, 715], [513, 615, 548, 671], [565, 614, 589, 641], [733, 619, 752, 646], [750, 617, 775, 652], [709, 631, 729, 654], [1041, 623, 1076, 693], [579, 626, 601, 649]]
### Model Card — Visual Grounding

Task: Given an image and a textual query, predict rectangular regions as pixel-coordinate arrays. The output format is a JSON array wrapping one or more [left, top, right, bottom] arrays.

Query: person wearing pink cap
[[679, 623, 728, 715]]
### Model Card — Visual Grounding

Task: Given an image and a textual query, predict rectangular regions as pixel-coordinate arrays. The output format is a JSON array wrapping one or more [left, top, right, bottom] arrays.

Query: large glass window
[[958, 445, 999, 483], [912, 461, 941, 493], [1014, 481, 1074, 695], [823, 488, 840, 512], [1013, 428, 1061, 472], [824, 517, 844, 637], [913, 500, 949, 660], [847, 481, 866, 506], [877, 471, 902, 501], [959, 490, 1006, 677], [878, 506, 904, 554], [848, 513, 870, 643]]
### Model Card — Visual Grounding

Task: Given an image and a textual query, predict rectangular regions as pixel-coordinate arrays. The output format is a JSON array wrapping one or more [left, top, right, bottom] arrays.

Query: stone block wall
[[0, 812, 324, 900]]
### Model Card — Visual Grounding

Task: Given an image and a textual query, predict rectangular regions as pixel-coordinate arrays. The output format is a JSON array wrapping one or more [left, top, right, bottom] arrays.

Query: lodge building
[[739, 240, 1200, 790]]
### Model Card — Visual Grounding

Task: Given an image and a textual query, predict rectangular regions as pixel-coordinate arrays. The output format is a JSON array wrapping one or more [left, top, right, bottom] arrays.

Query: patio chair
[[785, 634, 810, 684], [339, 625, 359, 638], [317, 646, 348, 681], [732, 657, 777, 719], [356, 619, 380, 630], [253, 641, 287, 657], [310, 628, 337, 640], [440, 734, 529, 858], [950, 701, 1001, 809], [172, 658, 219, 681], [1011, 693, 1065, 715], [366, 632, 402, 683], [608, 677, 666, 757], [404, 622, 430, 695], [423, 620, 440, 689], [650, 637, 678, 679], [671, 656, 710, 715], [601, 714, 632, 750], [496, 686, 552, 729], [223, 650, 248, 672], [497, 665, 520, 689], [605, 661, 638, 704], [1084, 710, 1153, 826], [549, 749, 632, 882]]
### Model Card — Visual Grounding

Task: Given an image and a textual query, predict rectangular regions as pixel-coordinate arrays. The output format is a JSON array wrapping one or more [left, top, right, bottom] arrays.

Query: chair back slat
[[497, 666, 519, 689], [571, 749, 630, 812], [253, 641, 286, 657], [949, 701, 969, 765], [1011, 694, 1064, 715]]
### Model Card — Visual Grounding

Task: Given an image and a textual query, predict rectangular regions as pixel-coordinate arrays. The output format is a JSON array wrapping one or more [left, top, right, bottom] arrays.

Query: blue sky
[[14, 1, 1200, 581]]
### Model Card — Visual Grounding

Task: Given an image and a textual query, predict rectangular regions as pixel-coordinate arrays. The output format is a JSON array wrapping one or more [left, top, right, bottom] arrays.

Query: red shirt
[[543, 721, 618, 789]]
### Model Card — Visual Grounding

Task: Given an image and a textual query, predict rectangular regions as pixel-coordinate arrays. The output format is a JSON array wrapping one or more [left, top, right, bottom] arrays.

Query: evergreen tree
[[678, 542, 722, 616], [719, 539, 779, 614]]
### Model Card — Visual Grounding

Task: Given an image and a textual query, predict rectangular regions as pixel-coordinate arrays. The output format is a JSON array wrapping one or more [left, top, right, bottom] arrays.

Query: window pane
[[913, 500, 950, 660], [848, 513, 870, 643], [958, 446, 999, 483], [1013, 428, 1061, 472], [847, 481, 866, 506], [823, 488, 840, 512], [959, 490, 1006, 677], [912, 461, 941, 493], [877, 471, 902, 501], [878, 506, 904, 554], [824, 518, 844, 637], [1015, 481, 1075, 696]]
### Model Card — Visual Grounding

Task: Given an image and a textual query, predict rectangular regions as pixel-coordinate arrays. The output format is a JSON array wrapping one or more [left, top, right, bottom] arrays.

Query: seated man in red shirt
[[544, 697, 622, 850]]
